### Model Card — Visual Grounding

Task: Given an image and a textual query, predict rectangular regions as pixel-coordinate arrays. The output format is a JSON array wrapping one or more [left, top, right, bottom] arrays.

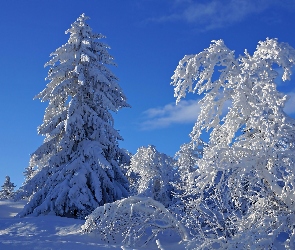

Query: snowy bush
[[174, 140, 206, 198], [0, 176, 16, 199], [171, 38, 295, 248], [184, 198, 295, 249], [18, 14, 130, 218], [81, 196, 188, 248], [126, 145, 176, 207]]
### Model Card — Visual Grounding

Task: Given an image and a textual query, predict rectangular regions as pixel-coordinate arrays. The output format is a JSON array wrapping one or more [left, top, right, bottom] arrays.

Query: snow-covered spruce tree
[[0, 176, 16, 199], [18, 14, 130, 218], [126, 145, 176, 207], [171, 39, 295, 248]]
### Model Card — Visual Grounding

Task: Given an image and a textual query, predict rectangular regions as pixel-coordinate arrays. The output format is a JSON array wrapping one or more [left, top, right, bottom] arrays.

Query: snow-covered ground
[[0, 199, 125, 250], [2, 199, 289, 249], [0, 199, 186, 250]]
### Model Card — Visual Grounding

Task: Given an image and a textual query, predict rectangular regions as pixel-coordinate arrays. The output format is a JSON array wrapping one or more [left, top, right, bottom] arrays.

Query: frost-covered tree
[[0, 176, 16, 199], [82, 196, 188, 248], [14, 165, 36, 200], [171, 38, 295, 248], [126, 145, 176, 207], [175, 141, 201, 173], [14, 166, 36, 200], [18, 14, 130, 218], [174, 140, 205, 196], [82, 146, 187, 248]]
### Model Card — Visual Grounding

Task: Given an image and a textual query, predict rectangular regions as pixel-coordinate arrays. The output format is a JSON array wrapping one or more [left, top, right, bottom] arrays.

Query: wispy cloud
[[183, 0, 267, 30], [147, 0, 294, 31], [139, 89, 295, 131], [140, 99, 201, 130]]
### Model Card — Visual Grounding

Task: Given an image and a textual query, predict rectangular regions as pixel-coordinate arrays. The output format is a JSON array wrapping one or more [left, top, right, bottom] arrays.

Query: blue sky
[[0, 0, 295, 187]]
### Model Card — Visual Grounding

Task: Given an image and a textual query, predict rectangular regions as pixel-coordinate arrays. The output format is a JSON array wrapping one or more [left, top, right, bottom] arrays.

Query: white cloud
[[140, 99, 201, 130], [182, 0, 267, 30], [147, 0, 294, 31], [139, 88, 295, 131]]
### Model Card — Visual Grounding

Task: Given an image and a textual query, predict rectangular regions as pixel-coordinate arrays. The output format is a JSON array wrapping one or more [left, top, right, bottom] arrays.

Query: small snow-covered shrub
[[81, 196, 188, 248], [126, 145, 176, 207], [174, 140, 205, 198], [0, 176, 16, 199]]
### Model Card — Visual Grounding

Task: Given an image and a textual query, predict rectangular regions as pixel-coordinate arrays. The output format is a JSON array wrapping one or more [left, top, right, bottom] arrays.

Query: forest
[[1, 13, 295, 249]]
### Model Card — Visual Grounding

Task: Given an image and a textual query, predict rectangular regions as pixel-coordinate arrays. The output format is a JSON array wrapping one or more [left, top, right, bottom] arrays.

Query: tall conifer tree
[[19, 14, 130, 218]]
